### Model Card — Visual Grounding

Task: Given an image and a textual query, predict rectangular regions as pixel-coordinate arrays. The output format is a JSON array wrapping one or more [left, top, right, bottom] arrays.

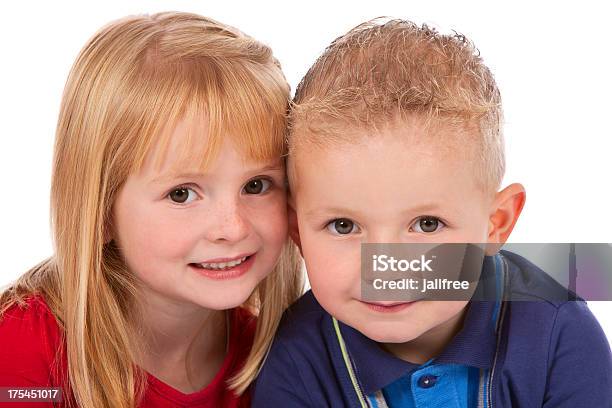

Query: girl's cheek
[[252, 198, 288, 244], [125, 212, 192, 260]]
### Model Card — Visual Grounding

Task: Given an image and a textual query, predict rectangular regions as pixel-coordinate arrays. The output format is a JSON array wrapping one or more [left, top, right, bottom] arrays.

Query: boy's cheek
[[305, 251, 359, 301], [308, 274, 348, 320]]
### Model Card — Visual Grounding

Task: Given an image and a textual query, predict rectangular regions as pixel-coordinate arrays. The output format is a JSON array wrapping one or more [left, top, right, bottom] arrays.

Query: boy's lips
[[360, 300, 416, 313]]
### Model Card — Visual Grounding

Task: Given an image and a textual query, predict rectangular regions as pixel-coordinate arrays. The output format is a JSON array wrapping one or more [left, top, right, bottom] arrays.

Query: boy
[[253, 20, 611, 407]]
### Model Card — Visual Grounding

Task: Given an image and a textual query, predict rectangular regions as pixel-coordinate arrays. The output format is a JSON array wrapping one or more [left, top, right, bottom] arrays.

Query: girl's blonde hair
[[0, 11, 303, 407]]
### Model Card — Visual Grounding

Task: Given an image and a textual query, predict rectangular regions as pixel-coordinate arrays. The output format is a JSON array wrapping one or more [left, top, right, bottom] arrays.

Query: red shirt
[[0, 296, 255, 407]]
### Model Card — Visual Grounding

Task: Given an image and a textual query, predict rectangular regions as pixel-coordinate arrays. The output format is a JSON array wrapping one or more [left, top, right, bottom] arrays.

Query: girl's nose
[[206, 201, 250, 243]]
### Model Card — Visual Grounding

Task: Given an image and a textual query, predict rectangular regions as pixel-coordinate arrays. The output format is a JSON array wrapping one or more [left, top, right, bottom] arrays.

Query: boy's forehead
[[292, 118, 475, 172], [292, 116, 475, 159], [290, 122, 488, 208]]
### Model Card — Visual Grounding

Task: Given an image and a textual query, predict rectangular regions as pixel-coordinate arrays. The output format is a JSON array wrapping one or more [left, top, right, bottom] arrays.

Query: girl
[[0, 11, 302, 407]]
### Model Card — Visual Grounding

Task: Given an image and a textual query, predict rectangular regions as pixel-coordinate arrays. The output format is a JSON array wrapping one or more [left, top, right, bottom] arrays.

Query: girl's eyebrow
[[149, 165, 283, 185], [150, 172, 205, 185], [247, 164, 283, 173]]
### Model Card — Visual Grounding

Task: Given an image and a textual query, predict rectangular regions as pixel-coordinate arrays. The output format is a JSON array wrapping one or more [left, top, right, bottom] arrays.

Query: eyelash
[[167, 184, 199, 205], [242, 177, 274, 195], [410, 216, 446, 234], [325, 218, 361, 236], [324, 216, 447, 235], [166, 177, 277, 205]]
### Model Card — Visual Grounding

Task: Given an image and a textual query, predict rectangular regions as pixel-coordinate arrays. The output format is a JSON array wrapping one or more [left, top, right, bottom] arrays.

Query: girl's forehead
[[141, 116, 206, 166], [147, 117, 210, 165], [139, 117, 282, 178]]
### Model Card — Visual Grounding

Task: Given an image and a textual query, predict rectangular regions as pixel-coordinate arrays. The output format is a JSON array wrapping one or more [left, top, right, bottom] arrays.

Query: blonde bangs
[[123, 52, 289, 177]]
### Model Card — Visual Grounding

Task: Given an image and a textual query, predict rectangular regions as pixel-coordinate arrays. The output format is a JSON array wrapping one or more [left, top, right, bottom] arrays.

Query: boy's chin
[[349, 319, 421, 344]]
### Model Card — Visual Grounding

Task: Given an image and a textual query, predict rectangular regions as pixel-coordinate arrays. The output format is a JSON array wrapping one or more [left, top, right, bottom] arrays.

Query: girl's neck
[[135, 286, 228, 393]]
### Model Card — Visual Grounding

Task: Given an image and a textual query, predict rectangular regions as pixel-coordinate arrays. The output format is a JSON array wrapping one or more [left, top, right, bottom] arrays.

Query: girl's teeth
[[200, 256, 247, 270]]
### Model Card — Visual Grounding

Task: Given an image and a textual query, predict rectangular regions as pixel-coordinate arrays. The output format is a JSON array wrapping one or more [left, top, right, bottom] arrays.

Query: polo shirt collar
[[338, 254, 502, 395]]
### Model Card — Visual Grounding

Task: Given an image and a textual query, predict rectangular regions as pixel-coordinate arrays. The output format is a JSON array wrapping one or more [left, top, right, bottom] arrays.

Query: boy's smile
[[290, 118, 524, 362]]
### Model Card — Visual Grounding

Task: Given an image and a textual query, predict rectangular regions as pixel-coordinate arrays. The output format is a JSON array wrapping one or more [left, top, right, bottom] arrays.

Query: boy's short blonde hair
[[289, 19, 504, 194]]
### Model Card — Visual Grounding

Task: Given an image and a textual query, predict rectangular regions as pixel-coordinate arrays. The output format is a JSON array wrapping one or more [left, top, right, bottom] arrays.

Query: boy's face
[[290, 120, 519, 346]]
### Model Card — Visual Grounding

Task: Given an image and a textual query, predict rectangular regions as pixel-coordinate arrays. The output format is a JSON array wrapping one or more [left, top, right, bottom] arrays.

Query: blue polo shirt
[[372, 362, 476, 407], [253, 251, 612, 407], [360, 254, 507, 408]]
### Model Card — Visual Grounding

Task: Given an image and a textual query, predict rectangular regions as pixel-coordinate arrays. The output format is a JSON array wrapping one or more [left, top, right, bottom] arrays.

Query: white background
[[0, 1, 610, 343]]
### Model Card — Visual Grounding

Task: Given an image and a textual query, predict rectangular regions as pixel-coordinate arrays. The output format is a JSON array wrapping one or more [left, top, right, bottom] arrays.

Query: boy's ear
[[486, 183, 526, 255], [287, 196, 303, 256]]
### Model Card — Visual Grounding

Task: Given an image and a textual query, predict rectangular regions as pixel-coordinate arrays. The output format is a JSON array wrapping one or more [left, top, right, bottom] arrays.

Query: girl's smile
[[113, 117, 288, 311], [189, 253, 256, 280]]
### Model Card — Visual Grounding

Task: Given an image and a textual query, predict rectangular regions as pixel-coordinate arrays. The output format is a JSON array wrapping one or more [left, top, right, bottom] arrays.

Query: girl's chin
[[192, 280, 263, 310]]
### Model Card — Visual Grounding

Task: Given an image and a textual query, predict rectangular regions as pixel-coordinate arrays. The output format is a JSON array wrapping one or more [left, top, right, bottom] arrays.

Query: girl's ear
[[288, 195, 302, 256], [103, 215, 115, 245], [486, 183, 526, 254]]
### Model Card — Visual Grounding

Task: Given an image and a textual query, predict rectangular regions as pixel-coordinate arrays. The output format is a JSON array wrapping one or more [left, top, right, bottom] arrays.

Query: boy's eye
[[168, 187, 197, 204], [326, 218, 359, 235], [243, 178, 272, 195], [412, 216, 445, 233]]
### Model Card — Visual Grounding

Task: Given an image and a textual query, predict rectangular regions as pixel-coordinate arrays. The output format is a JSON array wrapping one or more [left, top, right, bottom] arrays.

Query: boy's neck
[[382, 305, 468, 365]]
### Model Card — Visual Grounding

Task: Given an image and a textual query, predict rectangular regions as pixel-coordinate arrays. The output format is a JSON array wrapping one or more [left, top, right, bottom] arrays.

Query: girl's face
[[113, 118, 288, 310]]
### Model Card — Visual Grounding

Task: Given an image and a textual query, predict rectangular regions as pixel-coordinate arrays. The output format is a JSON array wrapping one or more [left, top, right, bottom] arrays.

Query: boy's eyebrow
[[305, 207, 365, 218], [305, 202, 446, 218], [404, 202, 443, 213]]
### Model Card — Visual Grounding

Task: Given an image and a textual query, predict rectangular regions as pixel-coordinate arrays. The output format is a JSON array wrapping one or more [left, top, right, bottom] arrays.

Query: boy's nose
[[205, 201, 250, 243], [368, 230, 401, 244]]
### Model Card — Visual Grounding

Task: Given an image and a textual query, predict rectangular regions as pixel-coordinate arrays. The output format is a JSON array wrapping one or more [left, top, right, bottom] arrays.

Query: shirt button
[[417, 375, 438, 389]]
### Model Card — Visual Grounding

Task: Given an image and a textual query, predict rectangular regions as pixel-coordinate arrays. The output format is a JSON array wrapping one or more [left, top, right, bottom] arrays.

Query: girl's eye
[[412, 216, 445, 233], [326, 218, 359, 235], [168, 187, 197, 204], [243, 178, 272, 195]]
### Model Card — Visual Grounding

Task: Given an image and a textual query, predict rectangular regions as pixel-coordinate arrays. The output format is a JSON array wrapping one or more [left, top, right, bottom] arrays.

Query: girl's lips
[[198, 253, 254, 263], [361, 300, 416, 313], [189, 254, 256, 280]]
